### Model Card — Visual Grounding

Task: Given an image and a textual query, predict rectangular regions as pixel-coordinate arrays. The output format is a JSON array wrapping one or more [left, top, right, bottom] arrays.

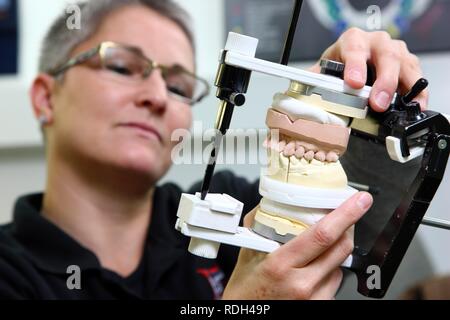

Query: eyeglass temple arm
[[48, 46, 100, 76]]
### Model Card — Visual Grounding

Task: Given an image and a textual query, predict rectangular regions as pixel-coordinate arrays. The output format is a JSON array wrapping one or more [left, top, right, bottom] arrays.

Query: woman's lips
[[118, 122, 163, 143]]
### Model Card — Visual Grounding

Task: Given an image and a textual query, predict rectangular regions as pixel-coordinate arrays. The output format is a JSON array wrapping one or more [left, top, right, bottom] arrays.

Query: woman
[[0, 0, 427, 299]]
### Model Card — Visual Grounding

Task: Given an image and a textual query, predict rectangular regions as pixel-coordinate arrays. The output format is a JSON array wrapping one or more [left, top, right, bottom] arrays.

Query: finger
[[243, 206, 257, 228], [308, 44, 336, 73], [295, 233, 353, 289], [309, 268, 343, 300], [398, 53, 429, 110], [235, 206, 269, 265], [333, 28, 370, 88], [342, 51, 368, 89], [308, 62, 321, 73], [369, 33, 402, 112], [310, 28, 370, 88], [271, 192, 372, 267]]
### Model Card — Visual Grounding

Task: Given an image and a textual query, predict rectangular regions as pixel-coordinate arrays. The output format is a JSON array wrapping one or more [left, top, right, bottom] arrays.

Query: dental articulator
[[175, 0, 450, 298]]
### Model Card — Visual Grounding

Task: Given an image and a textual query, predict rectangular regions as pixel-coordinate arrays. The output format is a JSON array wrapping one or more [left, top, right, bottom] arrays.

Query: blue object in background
[[0, 0, 18, 75]]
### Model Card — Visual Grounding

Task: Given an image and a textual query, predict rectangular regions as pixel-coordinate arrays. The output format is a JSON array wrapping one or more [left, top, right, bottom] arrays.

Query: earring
[[39, 115, 49, 126]]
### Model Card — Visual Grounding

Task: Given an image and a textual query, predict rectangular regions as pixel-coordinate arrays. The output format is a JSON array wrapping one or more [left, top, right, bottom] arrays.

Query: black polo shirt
[[0, 171, 261, 300]]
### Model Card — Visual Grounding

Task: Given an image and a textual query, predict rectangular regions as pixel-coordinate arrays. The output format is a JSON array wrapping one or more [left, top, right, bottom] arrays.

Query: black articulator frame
[[349, 79, 450, 298], [200, 51, 252, 200]]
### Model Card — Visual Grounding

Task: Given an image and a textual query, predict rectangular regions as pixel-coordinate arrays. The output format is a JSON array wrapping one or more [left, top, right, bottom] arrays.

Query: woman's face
[[46, 5, 195, 183]]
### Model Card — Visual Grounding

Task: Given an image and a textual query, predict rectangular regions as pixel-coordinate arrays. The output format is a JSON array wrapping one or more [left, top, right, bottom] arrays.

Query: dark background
[[0, 0, 18, 75], [225, 0, 450, 62]]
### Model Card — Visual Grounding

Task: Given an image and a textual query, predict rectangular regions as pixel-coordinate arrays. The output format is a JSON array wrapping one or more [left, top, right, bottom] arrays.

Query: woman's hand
[[222, 192, 373, 300], [310, 27, 428, 112]]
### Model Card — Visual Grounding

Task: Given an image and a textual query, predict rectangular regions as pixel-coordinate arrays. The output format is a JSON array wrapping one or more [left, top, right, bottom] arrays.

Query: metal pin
[[438, 139, 447, 150], [348, 181, 380, 195], [421, 216, 450, 231]]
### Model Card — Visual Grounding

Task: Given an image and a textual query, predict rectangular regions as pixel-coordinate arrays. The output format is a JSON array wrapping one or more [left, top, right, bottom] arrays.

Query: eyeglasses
[[48, 41, 210, 105]]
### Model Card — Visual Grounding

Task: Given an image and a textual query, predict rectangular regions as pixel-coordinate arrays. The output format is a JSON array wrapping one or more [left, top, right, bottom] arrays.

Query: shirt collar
[[12, 193, 101, 274], [11, 184, 187, 276]]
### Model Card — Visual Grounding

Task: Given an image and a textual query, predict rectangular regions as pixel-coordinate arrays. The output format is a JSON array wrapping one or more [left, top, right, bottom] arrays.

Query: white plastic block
[[176, 193, 243, 234], [196, 192, 243, 215], [386, 136, 425, 163], [188, 238, 221, 259], [225, 32, 258, 57], [259, 173, 358, 209]]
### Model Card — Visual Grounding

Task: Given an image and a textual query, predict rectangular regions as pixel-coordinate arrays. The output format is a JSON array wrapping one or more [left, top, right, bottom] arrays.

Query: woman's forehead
[[73, 6, 195, 72], [77, 6, 195, 71]]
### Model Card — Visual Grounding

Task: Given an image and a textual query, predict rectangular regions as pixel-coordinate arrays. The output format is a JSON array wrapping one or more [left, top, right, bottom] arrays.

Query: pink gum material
[[266, 109, 350, 155]]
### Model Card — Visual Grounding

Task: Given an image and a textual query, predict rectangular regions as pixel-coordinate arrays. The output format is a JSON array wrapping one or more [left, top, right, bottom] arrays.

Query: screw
[[438, 139, 447, 150]]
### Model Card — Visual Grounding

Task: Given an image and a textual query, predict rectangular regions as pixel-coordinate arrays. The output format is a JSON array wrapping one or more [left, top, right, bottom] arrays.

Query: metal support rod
[[200, 101, 235, 200], [280, 0, 303, 65], [421, 216, 450, 231], [348, 181, 380, 195]]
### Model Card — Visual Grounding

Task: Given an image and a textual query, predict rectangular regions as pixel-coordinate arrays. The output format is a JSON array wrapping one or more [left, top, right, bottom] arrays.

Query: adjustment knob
[[320, 59, 345, 79], [406, 101, 424, 122], [403, 78, 428, 105]]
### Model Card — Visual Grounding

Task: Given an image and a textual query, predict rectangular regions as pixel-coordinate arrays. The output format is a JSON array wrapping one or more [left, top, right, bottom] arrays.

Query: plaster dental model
[[252, 81, 358, 243]]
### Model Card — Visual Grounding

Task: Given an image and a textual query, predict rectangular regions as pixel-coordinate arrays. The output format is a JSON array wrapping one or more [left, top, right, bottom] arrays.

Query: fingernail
[[375, 91, 391, 110], [357, 193, 373, 210], [349, 69, 364, 83]]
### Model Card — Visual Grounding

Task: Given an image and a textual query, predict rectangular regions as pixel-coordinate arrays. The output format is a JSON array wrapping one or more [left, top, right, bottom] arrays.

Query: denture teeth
[[304, 150, 315, 161], [326, 151, 339, 162], [314, 151, 326, 162], [295, 146, 305, 158], [263, 138, 269, 148], [277, 140, 286, 152], [297, 141, 318, 152], [283, 142, 296, 157], [276, 138, 340, 163]]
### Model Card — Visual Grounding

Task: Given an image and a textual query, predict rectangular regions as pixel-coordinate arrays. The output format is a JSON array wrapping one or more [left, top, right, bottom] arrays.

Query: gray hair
[[39, 0, 194, 73]]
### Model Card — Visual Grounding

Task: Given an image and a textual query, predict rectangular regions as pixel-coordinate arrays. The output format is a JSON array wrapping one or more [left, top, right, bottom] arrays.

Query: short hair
[[39, 0, 194, 73]]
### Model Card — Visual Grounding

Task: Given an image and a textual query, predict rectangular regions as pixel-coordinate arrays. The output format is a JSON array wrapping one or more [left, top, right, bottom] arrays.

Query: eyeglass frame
[[47, 41, 210, 105]]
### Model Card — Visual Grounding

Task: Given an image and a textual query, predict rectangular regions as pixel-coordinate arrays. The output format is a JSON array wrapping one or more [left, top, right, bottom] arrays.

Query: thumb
[[243, 206, 258, 228], [308, 62, 321, 73]]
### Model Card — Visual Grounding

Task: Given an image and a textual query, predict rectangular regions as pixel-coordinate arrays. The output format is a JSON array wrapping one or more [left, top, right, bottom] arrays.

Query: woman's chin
[[115, 148, 170, 180]]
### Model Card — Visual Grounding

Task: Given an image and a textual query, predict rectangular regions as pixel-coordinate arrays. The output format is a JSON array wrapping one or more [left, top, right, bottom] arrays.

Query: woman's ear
[[30, 73, 58, 126]]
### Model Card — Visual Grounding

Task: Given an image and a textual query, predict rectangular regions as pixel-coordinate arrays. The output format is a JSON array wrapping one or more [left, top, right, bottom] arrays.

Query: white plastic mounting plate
[[386, 136, 425, 163], [176, 219, 353, 267], [175, 193, 353, 267], [225, 50, 372, 99], [259, 173, 358, 209], [223, 32, 372, 100], [177, 220, 280, 253]]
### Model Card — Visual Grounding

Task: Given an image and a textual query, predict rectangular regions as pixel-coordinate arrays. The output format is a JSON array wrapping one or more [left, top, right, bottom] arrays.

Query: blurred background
[[0, 0, 449, 299]]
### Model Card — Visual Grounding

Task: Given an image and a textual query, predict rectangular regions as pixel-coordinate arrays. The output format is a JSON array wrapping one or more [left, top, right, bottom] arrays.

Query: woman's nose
[[135, 70, 168, 113]]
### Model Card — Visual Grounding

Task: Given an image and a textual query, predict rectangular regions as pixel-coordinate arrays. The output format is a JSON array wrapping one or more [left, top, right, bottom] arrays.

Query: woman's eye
[[106, 64, 133, 76], [168, 85, 188, 98]]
